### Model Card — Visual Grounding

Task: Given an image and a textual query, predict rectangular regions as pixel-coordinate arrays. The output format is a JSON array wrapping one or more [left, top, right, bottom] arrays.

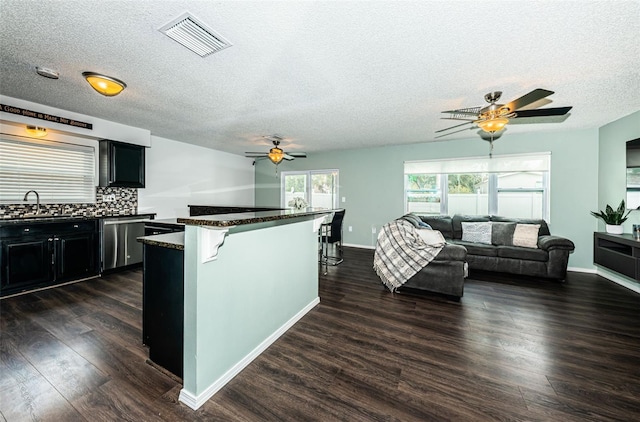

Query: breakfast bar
[[138, 208, 330, 410]]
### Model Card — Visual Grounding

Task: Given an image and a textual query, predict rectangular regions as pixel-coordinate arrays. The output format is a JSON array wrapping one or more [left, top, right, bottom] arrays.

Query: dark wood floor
[[1, 247, 640, 421]]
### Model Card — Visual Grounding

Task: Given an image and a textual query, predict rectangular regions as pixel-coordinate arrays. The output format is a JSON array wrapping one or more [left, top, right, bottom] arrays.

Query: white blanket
[[373, 219, 445, 292]]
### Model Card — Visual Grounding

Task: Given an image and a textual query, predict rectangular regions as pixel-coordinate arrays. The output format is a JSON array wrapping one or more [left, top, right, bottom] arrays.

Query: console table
[[593, 232, 640, 280]]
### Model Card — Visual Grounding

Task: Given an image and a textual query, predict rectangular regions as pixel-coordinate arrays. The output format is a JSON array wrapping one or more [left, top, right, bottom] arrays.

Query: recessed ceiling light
[[35, 67, 59, 79]]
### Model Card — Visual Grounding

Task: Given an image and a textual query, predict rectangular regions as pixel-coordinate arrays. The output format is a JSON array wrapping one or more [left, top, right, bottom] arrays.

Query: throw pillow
[[417, 229, 446, 247], [461, 222, 492, 244], [491, 222, 516, 246], [418, 220, 432, 229], [512, 224, 540, 248]]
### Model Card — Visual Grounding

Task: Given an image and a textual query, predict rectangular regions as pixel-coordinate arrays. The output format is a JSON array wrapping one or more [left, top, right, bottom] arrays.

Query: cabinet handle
[[24, 228, 30, 232], [73, 224, 79, 228], [48, 238, 53, 242], [54, 238, 59, 241]]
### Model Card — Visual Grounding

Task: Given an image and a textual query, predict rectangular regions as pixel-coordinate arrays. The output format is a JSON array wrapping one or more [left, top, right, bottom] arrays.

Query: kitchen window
[[0, 134, 96, 204]]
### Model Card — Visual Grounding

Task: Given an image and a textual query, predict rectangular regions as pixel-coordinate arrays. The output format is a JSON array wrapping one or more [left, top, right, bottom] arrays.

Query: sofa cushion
[[491, 222, 516, 246], [417, 229, 446, 247], [432, 243, 467, 261], [491, 216, 550, 236], [512, 224, 540, 248], [450, 239, 498, 257], [461, 222, 492, 244], [497, 245, 549, 262], [452, 214, 491, 239], [419, 215, 453, 239]]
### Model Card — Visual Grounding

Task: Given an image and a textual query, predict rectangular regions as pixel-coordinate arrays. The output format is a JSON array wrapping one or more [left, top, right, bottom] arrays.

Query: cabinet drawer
[[1, 220, 96, 238]]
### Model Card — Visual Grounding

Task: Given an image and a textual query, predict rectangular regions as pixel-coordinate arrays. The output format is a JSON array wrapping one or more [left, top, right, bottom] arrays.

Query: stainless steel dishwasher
[[101, 216, 153, 271]]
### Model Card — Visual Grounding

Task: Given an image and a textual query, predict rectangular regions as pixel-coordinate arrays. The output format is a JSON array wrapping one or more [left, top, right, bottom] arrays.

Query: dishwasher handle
[[103, 219, 153, 225]]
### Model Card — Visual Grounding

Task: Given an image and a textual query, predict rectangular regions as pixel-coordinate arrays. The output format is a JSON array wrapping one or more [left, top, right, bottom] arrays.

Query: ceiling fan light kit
[[477, 117, 509, 133], [437, 88, 572, 156], [245, 135, 307, 175], [268, 146, 285, 164]]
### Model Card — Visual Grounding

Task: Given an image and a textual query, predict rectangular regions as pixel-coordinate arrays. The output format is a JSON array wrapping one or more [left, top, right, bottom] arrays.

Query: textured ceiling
[[1, 0, 639, 156]]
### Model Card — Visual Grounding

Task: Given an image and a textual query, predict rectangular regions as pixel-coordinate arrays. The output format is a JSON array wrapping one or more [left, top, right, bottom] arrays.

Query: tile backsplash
[[0, 187, 138, 219]]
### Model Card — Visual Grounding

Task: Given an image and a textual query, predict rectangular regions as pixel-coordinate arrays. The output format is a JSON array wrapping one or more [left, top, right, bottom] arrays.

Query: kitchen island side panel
[[180, 218, 319, 406]]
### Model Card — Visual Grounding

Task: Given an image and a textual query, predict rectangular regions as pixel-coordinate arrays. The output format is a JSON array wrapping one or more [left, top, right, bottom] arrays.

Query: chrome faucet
[[23, 190, 41, 215]]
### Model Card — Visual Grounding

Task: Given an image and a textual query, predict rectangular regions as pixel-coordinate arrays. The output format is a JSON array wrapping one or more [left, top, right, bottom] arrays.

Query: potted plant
[[590, 199, 631, 234]]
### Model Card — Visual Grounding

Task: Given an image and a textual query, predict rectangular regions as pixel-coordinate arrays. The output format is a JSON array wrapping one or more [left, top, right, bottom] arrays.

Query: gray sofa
[[417, 214, 575, 280], [393, 214, 468, 299]]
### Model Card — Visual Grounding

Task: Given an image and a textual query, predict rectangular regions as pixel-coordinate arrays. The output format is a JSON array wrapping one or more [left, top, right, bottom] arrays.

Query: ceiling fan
[[436, 88, 572, 156], [245, 135, 307, 166]]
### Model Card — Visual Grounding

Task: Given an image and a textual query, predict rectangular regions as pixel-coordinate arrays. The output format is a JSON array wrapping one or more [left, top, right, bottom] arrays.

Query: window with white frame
[[281, 170, 339, 209], [404, 153, 550, 220], [0, 135, 96, 204]]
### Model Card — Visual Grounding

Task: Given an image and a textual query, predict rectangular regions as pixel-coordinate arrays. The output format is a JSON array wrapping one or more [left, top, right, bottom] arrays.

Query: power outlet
[[102, 194, 116, 202], [371, 226, 376, 234], [348, 226, 353, 232]]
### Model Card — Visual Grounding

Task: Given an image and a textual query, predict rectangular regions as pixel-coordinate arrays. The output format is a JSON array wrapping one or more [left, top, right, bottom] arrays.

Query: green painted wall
[[598, 110, 640, 231], [256, 128, 600, 269], [182, 219, 319, 397]]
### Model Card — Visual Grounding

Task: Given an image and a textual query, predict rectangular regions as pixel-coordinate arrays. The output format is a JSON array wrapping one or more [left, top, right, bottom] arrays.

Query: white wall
[[138, 136, 255, 218]]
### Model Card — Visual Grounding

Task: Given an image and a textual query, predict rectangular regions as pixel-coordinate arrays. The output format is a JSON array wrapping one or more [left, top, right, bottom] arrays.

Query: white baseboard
[[343, 243, 374, 250], [567, 266, 597, 274], [595, 267, 640, 295], [178, 297, 321, 410]]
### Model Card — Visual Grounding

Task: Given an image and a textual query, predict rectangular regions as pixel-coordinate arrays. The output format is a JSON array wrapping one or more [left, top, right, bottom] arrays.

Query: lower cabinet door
[[55, 233, 97, 281], [1, 238, 52, 294]]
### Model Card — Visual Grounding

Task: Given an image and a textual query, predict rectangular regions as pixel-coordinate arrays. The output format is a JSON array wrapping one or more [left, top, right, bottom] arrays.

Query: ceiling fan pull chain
[[489, 136, 494, 158]]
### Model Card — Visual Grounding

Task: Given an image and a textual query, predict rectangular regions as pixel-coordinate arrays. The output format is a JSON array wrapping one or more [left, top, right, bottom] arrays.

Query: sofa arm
[[434, 243, 467, 261], [538, 235, 575, 252]]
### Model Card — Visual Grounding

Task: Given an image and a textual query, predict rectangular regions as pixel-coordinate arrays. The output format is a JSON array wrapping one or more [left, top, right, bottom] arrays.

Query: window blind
[[0, 136, 96, 204], [404, 152, 551, 174]]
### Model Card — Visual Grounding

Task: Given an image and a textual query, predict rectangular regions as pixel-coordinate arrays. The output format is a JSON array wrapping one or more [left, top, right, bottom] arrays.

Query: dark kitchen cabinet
[[99, 140, 145, 188], [142, 243, 184, 377], [55, 232, 97, 281], [0, 220, 99, 297], [1, 237, 52, 292]]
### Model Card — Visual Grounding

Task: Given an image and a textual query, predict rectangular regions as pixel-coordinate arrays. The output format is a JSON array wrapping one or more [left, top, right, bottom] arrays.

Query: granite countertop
[[137, 231, 185, 250], [0, 212, 156, 225], [176, 208, 332, 227]]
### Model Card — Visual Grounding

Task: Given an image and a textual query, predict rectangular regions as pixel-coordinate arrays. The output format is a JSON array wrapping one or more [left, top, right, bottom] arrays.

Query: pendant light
[[82, 72, 127, 96]]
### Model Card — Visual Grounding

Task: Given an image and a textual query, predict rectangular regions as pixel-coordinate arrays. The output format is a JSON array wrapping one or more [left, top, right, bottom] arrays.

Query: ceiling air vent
[[159, 12, 232, 57]]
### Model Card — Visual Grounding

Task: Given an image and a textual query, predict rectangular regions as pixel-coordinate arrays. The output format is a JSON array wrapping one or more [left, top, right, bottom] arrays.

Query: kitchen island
[[138, 208, 330, 410]]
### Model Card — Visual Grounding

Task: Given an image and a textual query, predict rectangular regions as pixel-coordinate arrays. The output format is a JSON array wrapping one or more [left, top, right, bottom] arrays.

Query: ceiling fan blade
[[513, 106, 572, 118], [503, 88, 554, 112], [283, 154, 295, 161], [287, 152, 307, 158], [244, 152, 267, 157], [436, 121, 474, 133], [434, 126, 476, 139], [441, 106, 482, 115]]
